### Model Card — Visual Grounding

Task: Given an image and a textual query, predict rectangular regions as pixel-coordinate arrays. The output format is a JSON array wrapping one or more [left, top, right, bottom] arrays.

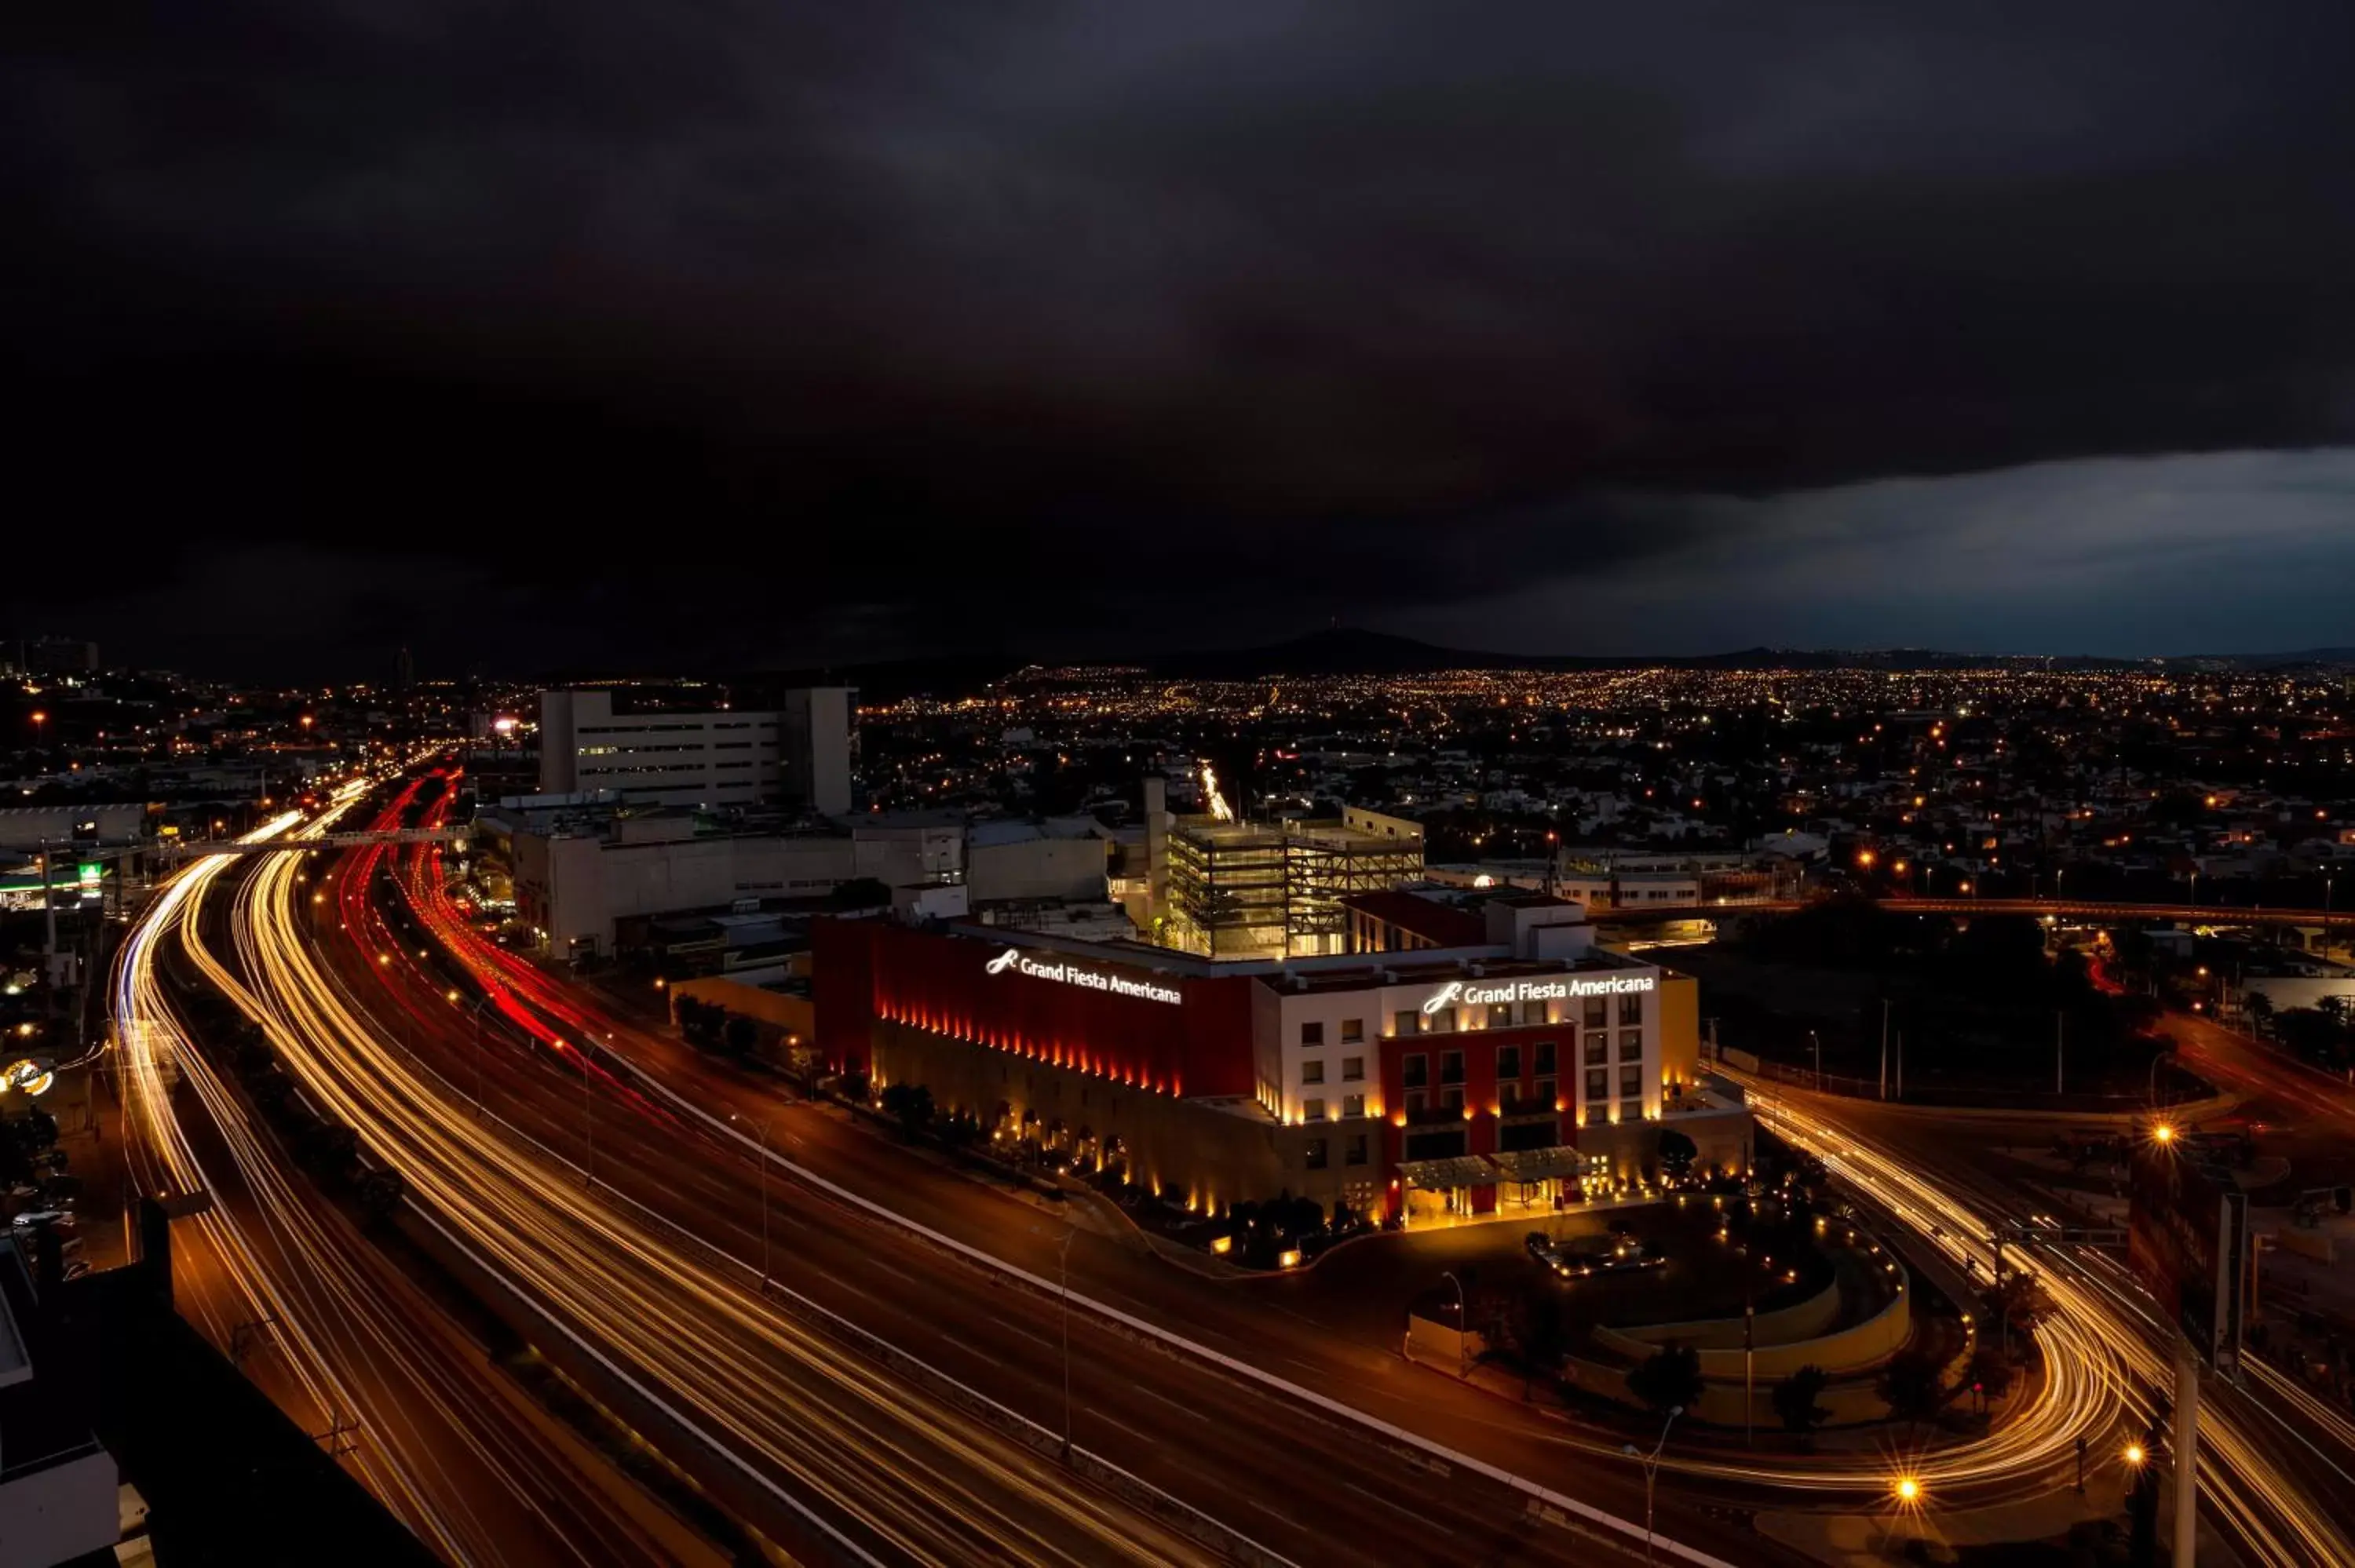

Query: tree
[[1876, 1347, 1949, 1436], [1770, 1365, 1831, 1446], [1968, 1343, 2014, 1406], [879, 1082, 935, 1141], [1626, 1343, 1706, 1416], [2273, 1007, 2353, 1072], [356, 1167, 408, 1223], [1656, 1128, 1699, 1180], [723, 1014, 758, 1057], [676, 995, 721, 1045]]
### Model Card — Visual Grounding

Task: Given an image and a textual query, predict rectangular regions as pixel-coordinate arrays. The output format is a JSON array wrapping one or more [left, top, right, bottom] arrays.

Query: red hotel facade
[[814, 905, 1746, 1224]]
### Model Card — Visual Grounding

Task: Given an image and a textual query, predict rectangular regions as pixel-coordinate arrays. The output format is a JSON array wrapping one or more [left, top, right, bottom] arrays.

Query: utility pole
[[1895, 1032, 1904, 1100], [2056, 1012, 2065, 1097], [1879, 998, 1891, 1100], [581, 1040, 594, 1190], [2172, 1342, 2199, 1568], [1992, 1232, 2009, 1360], [1743, 1298, 1755, 1447]]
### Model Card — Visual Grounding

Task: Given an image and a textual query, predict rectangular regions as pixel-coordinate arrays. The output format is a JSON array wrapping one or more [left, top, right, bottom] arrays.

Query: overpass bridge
[[1590, 895, 2355, 928], [153, 828, 466, 859]]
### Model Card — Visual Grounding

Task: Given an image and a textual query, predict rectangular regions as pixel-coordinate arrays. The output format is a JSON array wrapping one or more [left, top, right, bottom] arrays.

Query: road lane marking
[[1124, 1382, 1209, 1423]]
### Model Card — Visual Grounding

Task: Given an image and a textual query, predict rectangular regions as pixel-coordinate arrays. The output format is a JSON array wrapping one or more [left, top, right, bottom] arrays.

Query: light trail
[[392, 775, 2105, 1518], [114, 811, 673, 1566], [1747, 1085, 2355, 1566], [195, 785, 1226, 1568]]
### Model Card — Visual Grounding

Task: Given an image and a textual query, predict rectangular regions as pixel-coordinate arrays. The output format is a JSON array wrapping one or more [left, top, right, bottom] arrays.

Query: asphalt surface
[[1744, 1072, 2355, 1566], [111, 835, 694, 1567]]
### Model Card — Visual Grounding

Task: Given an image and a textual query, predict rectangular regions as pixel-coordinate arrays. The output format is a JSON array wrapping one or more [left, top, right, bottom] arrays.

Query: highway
[[1742, 1078, 2355, 1566], [188, 787, 1243, 1568], [112, 809, 684, 1566]]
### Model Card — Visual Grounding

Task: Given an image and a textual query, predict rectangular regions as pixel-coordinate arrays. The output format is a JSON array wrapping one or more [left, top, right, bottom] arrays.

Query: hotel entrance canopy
[[1397, 1155, 1501, 1191], [1487, 1146, 1601, 1184]]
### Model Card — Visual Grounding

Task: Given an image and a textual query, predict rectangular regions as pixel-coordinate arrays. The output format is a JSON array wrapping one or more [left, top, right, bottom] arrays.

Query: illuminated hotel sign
[[984, 946, 1183, 1007], [1418, 972, 1655, 1016], [0, 1058, 55, 1096]]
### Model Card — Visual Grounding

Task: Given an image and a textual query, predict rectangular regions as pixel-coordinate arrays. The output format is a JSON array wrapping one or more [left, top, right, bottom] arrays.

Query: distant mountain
[[735, 629, 2355, 700], [2164, 647, 2355, 673], [1141, 629, 2149, 679]]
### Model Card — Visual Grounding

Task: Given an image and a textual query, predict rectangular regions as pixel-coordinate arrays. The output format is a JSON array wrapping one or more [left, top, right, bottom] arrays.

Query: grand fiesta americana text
[[984, 946, 1185, 1006], [1418, 972, 1655, 1017]]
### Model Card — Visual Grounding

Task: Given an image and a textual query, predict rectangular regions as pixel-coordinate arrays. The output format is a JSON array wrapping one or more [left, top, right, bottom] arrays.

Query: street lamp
[[732, 1112, 773, 1289], [1441, 1270, 1470, 1378], [1058, 1223, 1078, 1460], [575, 1039, 596, 1189], [1809, 1030, 1823, 1088], [1882, 1475, 1925, 1553], [1623, 1405, 1684, 1564]]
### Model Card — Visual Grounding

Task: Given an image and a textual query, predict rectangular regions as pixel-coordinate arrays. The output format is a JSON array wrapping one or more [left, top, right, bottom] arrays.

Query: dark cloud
[[6, 3, 2353, 673]]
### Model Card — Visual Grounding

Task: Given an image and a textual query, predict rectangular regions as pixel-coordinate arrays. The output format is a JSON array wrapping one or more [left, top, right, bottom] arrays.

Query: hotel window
[[1342, 1018, 1364, 1045], [1619, 993, 1645, 1026], [1305, 1137, 1329, 1170], [1440, 1050, 1465, 1085], [1302, 1020, 1324, 1046], [1403, 1053, 1429, 1089], [1535, 1077, 1556, 1110], [1501, 1079, 1524, 1109], [1342, 1056, 1365, 1082], [1488, 1003, 1514, 1030], [1430, 1007, 1458, 1034], [1584, 997, 1608, 1030], [1305, 1097, 1327, 1121], [1496, 1045, 1521, 1081], [1440, 1085, 1465, 1112], [1621, 1096, 1644, 1121], [1345, 1134, 1368, 1166], [1342, 1093, 1366, 1119], [1619, 1063, 1643, 1096], [1620, 1031, 1644, 1060], [1405, 1089, 1426, 1115], [1586, 1067, 1609, 1102], [1394, 1010, 1422, 1037], [1534, 1041, 1557, 1076], [1585, 1037, 1608, 1067], [1302, 1058, 1325, 1085]]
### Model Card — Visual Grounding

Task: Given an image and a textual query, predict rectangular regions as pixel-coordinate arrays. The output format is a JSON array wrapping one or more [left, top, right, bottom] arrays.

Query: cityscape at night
[[7, 6, 2355, 1568]]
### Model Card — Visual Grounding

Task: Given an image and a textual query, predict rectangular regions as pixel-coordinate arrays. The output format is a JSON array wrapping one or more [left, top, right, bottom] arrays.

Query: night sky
[[9, 4, 2354, 678]]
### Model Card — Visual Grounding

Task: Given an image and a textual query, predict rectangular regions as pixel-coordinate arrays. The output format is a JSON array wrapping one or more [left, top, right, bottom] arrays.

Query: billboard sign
[[2129, 1139, 2251, 1380]]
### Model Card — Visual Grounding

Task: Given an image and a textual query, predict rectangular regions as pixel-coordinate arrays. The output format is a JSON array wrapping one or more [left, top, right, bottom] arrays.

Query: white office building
[[537, 687, 853, 811]]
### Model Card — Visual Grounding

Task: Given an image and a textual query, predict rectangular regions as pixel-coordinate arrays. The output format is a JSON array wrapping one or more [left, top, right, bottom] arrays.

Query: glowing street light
[[2125, 1442, 2146, 1466], [2152, 1121, 2176, 1146], [1894, 1476, 1921, 1504]]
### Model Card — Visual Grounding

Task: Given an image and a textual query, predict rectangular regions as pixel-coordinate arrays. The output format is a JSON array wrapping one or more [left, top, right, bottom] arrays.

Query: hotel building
[[815, 895, 1749, 1227]]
